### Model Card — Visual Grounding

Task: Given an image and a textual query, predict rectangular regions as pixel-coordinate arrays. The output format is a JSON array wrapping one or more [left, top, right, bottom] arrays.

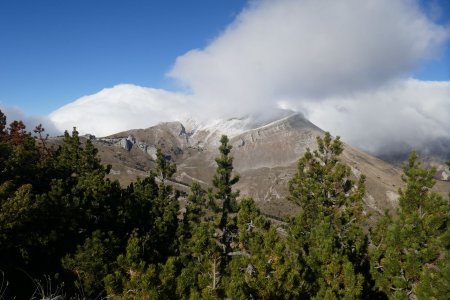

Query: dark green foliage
[[178, 181, 207, 259], [0, 122, 121, 298], [99, 148, 180, 298], [175, 184, 224, 298], [156, 147, 176, 181], [212, 135, 240, 263], [0, 110, 180, 298], [370, 151, 450, 299], [0, 117, 40, 187], [288, 132, 369, 299], [163, 137, 243, 299], [104, 232, 160, 299], [56, 128, 109, 178], [152, 148, 180, 259], [226, 198, 303, 299], [62, 230, 120, 298]]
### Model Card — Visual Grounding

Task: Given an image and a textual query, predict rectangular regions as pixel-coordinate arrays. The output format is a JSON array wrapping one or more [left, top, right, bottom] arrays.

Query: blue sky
[[0, 0, 449, 120], [0, 0, 247, 115], [415, 0, 450, 80]]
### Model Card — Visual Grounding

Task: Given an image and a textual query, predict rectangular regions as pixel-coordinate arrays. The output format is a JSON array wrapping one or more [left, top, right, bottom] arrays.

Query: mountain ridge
[[83, 113, 449, 219]]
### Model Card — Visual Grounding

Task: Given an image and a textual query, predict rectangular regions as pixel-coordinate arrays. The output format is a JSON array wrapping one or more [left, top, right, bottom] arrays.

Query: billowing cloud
[[50, 0, 450, 156], [169, 0, 448, 114], [49, 84, 190, 137]]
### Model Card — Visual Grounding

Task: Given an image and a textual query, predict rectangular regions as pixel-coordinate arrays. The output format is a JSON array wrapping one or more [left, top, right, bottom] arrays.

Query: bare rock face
[[230, 114, 322, 170], [89, 113, 450, 219]]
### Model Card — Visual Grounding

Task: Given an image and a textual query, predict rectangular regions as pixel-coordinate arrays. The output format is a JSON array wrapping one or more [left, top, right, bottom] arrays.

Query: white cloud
[[169, 0, 448, 114], [49, 0, 450, 155], [298, 79, 450, 155], [0, 105, 60, 136], [49, 84, 190, 137]]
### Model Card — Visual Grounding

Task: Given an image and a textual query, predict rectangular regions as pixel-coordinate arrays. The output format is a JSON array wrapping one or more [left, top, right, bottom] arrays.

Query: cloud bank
[[0, 105, 60, 136], [50, 0, 450, 156], [300, 79, 450, 156], [49, 84, 189, 137]]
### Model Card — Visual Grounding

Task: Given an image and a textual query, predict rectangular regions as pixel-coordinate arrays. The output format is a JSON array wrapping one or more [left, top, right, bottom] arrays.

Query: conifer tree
[[174, 136, 241, 298], [170, 180, 220, 298], [119, 176, 158, 239], [212, 135, 240, 261], [173, 137, 241, 298], [152, 148, 179, 259], [104, 232, 160, 299], [56, 127, 82, 175], [179, 181, 206, 259], [226, 198, 303, 299], [156, 148, 176, 182], [0, 114, 40, 186], [370, 151, 450, 299], [62, 230, 120, 298], [288, 132, 369, 299]]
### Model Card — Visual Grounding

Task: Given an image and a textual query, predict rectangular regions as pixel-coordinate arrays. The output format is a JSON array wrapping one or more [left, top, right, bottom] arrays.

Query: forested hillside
[[0, 110, 448, 299]]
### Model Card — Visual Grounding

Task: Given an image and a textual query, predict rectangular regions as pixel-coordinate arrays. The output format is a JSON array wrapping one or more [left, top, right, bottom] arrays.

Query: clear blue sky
[[0, 0, 247, 115], [0, 0, 448, 116]]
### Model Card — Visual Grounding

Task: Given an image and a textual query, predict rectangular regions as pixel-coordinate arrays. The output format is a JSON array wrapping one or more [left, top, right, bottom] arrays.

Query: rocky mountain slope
[[86, 113, 449, 219]]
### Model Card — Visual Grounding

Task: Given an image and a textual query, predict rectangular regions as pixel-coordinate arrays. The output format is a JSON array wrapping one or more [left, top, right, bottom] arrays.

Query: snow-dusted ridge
[[186, 109, 299, 140]]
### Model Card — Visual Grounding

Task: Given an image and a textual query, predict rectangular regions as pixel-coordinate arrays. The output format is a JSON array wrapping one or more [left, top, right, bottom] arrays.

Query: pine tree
[[212, 135, 240, 261], [152, 148, 179, 259], [288, 132, 369, 299], [226, 198, 303, 299], [173, 136, 241, 298], [156, 148, 176, 182], [179, 181, 207, 260], [370, 151, 450, 299], [0, 112, 61, 298], [0, 114, 41, 187], [104, 232, 160, 299], [119, 176, 158, 240], [56, 127, 82, 176], [62, 230, 120, 298]]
